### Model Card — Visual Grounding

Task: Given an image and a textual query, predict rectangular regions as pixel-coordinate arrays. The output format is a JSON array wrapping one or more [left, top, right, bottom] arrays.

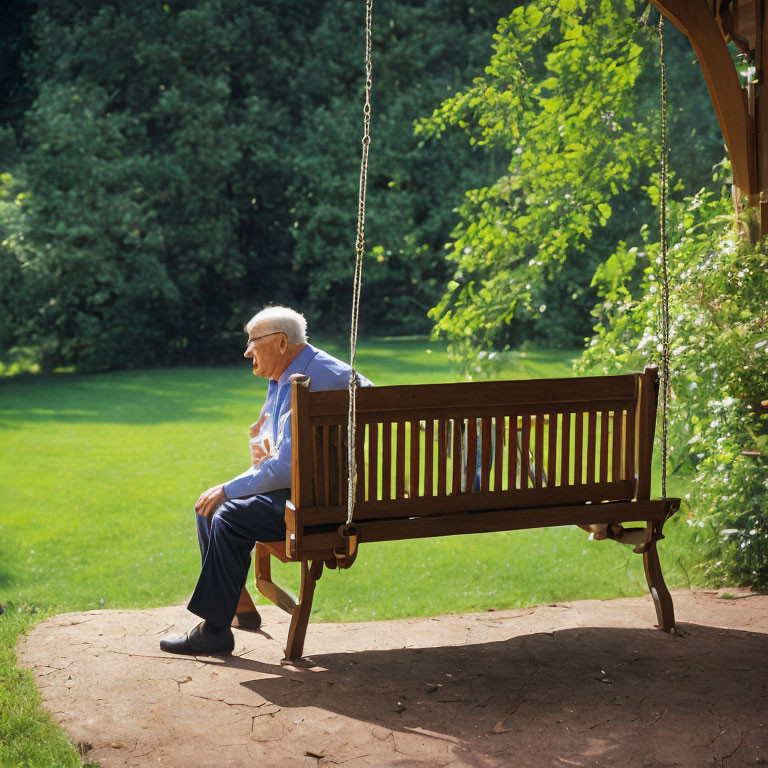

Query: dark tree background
[[0, 0, 722, 371]]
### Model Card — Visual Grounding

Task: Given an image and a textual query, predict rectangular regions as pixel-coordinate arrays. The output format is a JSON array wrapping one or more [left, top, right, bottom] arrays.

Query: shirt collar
[[276, 344, 318, 387]]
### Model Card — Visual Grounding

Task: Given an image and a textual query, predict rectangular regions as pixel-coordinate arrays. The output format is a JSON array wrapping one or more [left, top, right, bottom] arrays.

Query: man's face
[[244, 323, 287, 379]]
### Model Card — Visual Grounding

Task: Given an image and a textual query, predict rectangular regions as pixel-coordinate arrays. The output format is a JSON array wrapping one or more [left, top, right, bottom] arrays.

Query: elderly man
[[160, 306, 373, 655]]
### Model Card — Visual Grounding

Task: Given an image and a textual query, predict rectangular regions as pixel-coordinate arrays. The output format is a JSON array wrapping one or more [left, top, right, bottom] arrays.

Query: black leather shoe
[[232, 610, 262, 630], [159, 622, 234, 655]]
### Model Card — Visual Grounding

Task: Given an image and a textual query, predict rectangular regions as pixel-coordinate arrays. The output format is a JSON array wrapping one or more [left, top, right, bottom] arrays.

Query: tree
[[283, 0, 514, 336], [1, 1, 306, 369], [0, 0, 516, 371], [417, 0, 723, 368]]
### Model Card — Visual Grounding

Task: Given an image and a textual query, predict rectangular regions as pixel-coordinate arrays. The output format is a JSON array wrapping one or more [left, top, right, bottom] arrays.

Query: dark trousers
[[187, 490, 289, 629]]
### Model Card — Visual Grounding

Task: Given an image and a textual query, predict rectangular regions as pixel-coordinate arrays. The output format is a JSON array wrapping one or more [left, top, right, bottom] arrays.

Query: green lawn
[[0, 338, 704, 767]]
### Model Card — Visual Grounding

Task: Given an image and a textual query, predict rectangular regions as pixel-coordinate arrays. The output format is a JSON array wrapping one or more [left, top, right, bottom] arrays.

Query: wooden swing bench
[[254, 364, 680, 662]]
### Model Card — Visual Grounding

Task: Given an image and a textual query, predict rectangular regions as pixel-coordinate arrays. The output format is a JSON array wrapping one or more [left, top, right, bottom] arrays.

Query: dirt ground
[[17, 589, 768, 768]]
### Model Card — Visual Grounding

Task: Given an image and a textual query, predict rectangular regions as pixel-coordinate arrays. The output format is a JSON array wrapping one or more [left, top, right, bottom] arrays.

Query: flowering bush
[[581, 169, 768, 588]]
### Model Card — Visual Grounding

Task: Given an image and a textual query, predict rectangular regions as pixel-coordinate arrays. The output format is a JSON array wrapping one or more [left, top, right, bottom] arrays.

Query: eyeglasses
[[245, 331, 283, 349]]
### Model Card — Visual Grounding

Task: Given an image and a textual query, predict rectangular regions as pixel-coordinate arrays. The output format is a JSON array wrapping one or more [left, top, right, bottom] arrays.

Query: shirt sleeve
[[357, 371, 374, 387], [224, 412, 293, 499]]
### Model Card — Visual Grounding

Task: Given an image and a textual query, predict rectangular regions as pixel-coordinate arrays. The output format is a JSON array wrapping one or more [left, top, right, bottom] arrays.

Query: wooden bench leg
[[255, 544, 298, 615], [237, 586, 258, 613], [284, 559, 323, 662], [641, 521, 675, 632]]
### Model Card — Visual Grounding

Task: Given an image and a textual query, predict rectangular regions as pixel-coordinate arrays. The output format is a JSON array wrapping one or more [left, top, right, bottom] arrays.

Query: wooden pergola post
[[651, 0, 768, 237]]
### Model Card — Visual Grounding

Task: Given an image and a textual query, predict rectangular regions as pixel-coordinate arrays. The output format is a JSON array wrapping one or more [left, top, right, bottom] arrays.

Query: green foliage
[[0, 0, 37, 136], [416, 2, 724, 367], [413, 2, 762, 585], [0, 0, 726, 372], [418, 0, 656, 368], [279, 0, 513, 336], [2, 0, 301, 371], [0, 0, 514, 372], [581, 170, 768, 588]]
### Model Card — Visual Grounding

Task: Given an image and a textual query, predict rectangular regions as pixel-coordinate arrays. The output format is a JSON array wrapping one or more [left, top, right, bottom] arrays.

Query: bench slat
[[382, 422, 392, 501], [612, 410, 623, 482], [637, 369, 657, 499], [396, 421, 406, 499], [356, 499, 678, 544], [534, 414, 544, 489], [600, 410, 610, 485], [586, 411, 597, 484], [331, 398, 635, 426], [294, 479, 638, 525], [368, 422, 378, 501], [267, 498, 679, 562], [625, 404, 636, 487], [424, 419, 434, 497], [307, 375, 640, 416], [313, 427, 324, 507], [451, 419, 462, 495], [508, 415, 518, 490], [335, 424, 344, 506], [574, 411, 584, 485], [493, 415, 504, 491], [547, 413, 558, 486], [437, 419, 447, 496], [355, 422, 364, 505], [465, 418, 477, 494], [322, 426, 331, 507], [561, 411, 572, 486], [410, 419, 420, 499], [521, 415, 531, 489], [480, 417, 492, 492]]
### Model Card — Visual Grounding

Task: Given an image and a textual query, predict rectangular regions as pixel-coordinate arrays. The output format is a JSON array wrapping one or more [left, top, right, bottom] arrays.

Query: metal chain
[[347, 0, 373, 525], [658, 16, 670, 500]]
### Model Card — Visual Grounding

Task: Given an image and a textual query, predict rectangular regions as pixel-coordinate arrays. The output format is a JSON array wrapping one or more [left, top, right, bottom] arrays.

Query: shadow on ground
[[231, 623, 767, 766]]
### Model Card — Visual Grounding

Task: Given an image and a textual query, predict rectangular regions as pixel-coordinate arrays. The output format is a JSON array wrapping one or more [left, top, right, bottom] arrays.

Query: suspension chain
[[658, 16, 670, 500], [347, 0, 373, 525]]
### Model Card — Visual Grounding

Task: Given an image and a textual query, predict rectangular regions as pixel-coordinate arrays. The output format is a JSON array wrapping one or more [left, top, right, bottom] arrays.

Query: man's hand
[[249, 413, 268, 438], [195, 484, 227, 518], [250, 438, 271, 466], [249, 413, 271, 466]]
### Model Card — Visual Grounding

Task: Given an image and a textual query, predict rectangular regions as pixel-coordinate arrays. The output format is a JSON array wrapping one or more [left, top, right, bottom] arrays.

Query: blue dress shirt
[[223, 344, 373, 500]]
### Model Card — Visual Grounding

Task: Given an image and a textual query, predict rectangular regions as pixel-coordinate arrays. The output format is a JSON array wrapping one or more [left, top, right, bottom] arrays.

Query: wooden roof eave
[[651, 0, 755, 198]]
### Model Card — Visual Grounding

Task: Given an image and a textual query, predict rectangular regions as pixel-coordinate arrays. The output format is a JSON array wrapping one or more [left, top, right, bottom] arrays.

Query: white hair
[[246, 306, 308, 345]]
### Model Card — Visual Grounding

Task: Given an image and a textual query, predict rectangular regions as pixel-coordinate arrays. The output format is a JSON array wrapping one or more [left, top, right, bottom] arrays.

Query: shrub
[[581, 168, 768, 588]]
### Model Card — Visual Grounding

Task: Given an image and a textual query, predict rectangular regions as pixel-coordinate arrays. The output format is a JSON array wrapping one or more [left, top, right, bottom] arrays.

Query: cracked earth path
[[17, 590, 768, 767]]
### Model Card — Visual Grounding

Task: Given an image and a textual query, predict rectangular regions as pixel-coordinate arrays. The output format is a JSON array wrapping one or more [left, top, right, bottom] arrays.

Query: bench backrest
[[289, 367, 659, 528]]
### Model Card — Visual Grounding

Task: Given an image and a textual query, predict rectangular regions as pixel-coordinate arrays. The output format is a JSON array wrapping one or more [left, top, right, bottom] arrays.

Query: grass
[[0, 337, 705, 767]]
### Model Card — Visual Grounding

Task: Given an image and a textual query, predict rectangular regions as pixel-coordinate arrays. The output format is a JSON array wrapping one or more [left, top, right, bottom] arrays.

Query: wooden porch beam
[[650, 0, 755, 196]]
